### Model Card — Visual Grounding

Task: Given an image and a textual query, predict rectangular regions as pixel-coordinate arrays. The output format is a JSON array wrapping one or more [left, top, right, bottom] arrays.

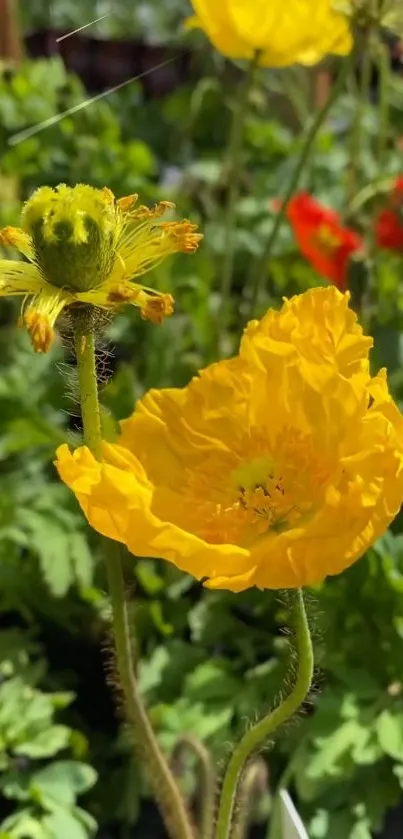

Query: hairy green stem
[[72, 311, 194, 839], [214, 589, 313, 839], [219, 52, 260, 335], [73, 318, 102, 458], [247, 56, 351, 318]]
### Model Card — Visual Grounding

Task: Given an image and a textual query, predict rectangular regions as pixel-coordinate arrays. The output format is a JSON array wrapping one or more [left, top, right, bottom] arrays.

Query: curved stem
[[219, 52, 260, 337], [173, 734, 216, 839], [247, 56, 351, 318], [72, 311, 194, 839], [214, 589, 313, 839], [231, 759, 268, 839]]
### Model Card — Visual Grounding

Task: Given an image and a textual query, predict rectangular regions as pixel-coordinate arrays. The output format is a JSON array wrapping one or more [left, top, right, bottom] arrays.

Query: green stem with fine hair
[[73, 310, 195, 839], [214, 588, 314, 839], [247, 56, 352, 318], [219, 52, 260, 336]]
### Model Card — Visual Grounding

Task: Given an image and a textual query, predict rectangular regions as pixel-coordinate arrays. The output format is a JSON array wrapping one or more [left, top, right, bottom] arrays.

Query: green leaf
[[30, 762, 97, 809], [376, 710, 403, 760], [307, 721, 367, 779], [0, 810, 49, 839], [14, 726, 70, 759], [42, 807, 92, 839]]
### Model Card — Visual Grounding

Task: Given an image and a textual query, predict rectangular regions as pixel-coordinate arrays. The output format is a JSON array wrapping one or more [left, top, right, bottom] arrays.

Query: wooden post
[[0, 0, 23, 67]]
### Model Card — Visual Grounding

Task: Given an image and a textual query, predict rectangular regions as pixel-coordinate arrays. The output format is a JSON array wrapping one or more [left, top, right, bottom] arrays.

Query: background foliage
[[1, 3, 403, 838]]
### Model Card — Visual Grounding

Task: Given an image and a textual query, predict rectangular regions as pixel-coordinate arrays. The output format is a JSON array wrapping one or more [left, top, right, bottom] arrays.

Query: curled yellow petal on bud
[[24, 311, 55, 353], [140, 293, 174, 325], [0, 226, 35, 261]]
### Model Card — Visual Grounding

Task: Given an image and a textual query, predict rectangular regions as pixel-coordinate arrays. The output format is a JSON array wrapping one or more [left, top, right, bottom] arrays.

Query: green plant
[[0, 628, 97, 839]]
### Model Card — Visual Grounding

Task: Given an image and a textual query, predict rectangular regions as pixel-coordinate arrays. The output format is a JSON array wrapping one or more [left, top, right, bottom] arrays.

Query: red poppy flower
[[287, 193, 363, 290], [374, 177, 403, 252]]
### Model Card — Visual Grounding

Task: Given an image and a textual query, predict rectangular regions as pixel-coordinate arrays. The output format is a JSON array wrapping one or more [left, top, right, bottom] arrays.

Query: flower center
[[313, 224, 342, 257], [181, 428, 332, 548]]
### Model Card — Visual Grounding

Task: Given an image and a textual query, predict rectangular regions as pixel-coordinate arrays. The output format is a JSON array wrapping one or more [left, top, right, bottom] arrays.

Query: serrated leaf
[[67, 533, 93, 589]]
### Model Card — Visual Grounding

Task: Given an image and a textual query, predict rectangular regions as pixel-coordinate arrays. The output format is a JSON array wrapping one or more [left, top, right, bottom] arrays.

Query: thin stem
[[104, 541, 195, 839], [347, 34, 372, 207], [377, 39, 390, 169], [72, 312, 194, 839], [247, 56, 351, 318], [219, 52, 260, 332], [214, 589, 314, 839]]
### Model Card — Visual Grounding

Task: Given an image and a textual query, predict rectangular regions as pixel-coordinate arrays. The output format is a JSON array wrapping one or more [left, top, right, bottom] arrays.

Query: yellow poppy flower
[[186, 0, 353, 67], [55, 287, 403, 592], [0, 184, 202, 352]]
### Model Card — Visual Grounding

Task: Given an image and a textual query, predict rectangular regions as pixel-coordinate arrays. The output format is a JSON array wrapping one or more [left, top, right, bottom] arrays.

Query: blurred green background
[[2, 3, 403, 839]]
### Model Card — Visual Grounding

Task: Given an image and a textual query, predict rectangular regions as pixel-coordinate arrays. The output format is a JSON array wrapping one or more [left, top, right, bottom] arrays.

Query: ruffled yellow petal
[[241, 287, 372, 392], [55, 443, 251, 581]]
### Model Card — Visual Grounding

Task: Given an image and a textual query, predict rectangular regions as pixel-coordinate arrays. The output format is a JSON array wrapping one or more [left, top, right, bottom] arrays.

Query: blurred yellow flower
[[55, 287, 403, 592], [0, 184, 202, 352], [186, 0, 353, 66]]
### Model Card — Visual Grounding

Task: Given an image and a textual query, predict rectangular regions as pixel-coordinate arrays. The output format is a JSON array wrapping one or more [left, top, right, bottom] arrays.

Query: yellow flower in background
[[55, 287, 403, 592], [0, 184, 202, 352], [186, 0, 353, 66]]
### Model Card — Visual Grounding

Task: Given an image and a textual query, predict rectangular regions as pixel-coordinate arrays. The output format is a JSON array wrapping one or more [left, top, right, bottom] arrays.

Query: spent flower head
[[0, 183, 202, 352]]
